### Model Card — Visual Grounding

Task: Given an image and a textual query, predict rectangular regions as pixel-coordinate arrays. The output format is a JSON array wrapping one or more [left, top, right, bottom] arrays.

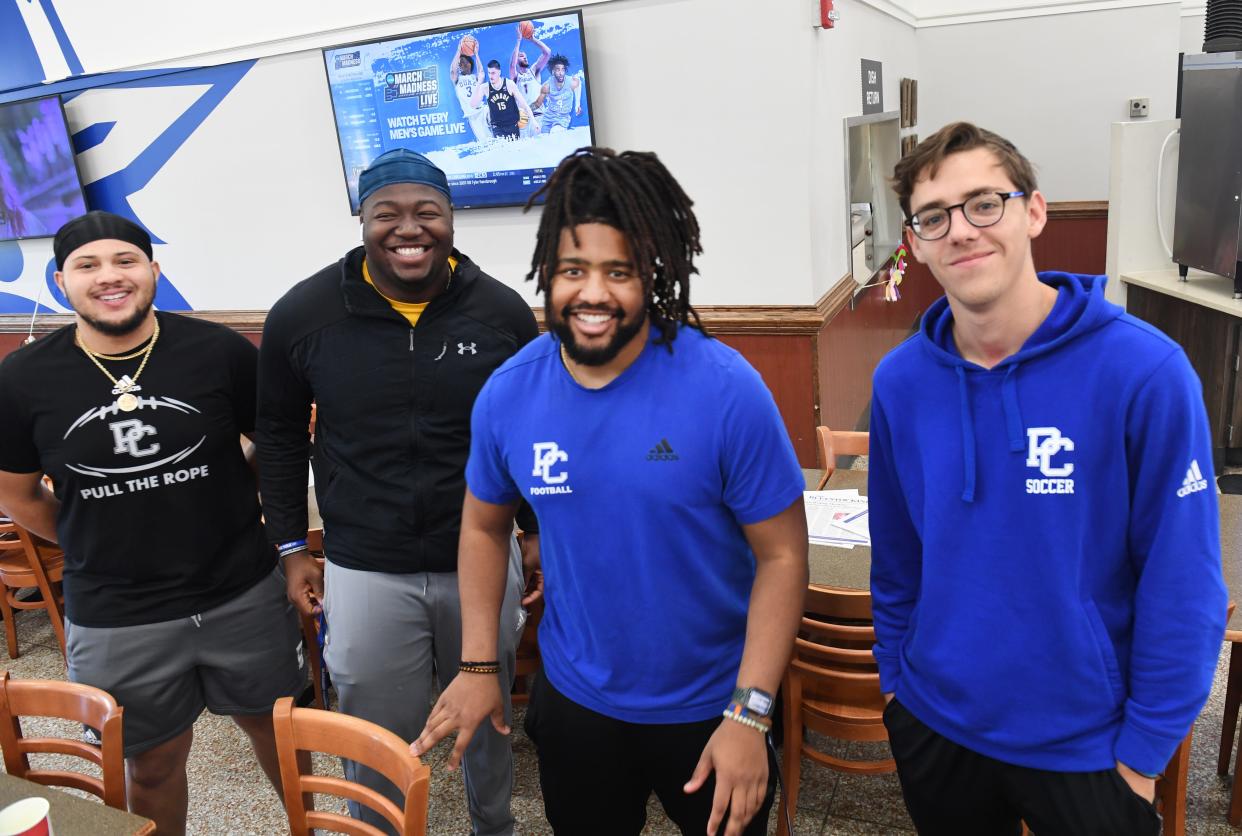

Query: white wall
[[911, 0, 1177, 25], [811, 1, 919, 298], [5, 0, 1202, 308], [579, 0, 816, 305], [9, 0, 821, 309], [917, 2, 1180, 201], [1182, 13, 1205, 54], [52, 0, 613, 71], [462, 0, 819, 306]]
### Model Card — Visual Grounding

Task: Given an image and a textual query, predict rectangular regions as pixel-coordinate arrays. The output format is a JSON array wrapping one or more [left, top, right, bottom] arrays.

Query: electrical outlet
[[1129, 97, 1150, 118]]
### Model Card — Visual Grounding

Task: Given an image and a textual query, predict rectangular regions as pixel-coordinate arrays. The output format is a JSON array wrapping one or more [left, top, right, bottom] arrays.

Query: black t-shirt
[[0, 312, 274, 627]]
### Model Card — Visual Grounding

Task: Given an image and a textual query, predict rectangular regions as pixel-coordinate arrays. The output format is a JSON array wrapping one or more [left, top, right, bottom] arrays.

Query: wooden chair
[[0, 520, 66, 659], [1216, 602, 1242, 827], [301, 529, 328, 710], [511, 596, 543, 706], [510, 530, 543, 706], [273, 696, 430, 836], [0, 520, 29, 658], [0, 671, 126, 809], [1157, 730, 1193, 836], [815, 427, 869, 489], [776, 585, 893, 835]]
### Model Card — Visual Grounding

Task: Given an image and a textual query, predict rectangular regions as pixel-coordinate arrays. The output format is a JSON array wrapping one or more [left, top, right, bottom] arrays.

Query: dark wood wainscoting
[[0, 203, 1109, 469], [812, 201, 1108, 461], [1032, 201, 1108, 276], [1125, 284, 1241, 469], [815, 262, 943, 440], [716, 333, 818, 463]]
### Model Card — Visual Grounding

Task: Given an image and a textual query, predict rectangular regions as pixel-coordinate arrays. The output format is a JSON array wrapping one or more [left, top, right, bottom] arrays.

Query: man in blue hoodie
[[869, 121, 1227, 835]]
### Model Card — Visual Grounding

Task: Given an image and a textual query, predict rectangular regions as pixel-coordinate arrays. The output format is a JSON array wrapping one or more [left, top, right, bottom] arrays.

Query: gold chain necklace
[[79, 342, 150, 361], [560, 343, 590, 388], [75, 319, 160, 412]]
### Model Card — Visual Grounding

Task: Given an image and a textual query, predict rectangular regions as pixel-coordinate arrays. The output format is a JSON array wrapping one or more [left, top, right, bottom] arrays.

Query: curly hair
[[524, 146, 705, 346]]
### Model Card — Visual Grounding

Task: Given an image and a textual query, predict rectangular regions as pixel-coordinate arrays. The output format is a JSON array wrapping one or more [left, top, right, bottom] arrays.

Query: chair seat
[[0, 552, 35, 585], [804, 697, 885, 725], [0, 551, 63, 587]]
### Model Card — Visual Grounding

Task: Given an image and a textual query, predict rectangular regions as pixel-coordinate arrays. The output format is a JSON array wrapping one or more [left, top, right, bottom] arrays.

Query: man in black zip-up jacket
[[256, 150, 537, 836]]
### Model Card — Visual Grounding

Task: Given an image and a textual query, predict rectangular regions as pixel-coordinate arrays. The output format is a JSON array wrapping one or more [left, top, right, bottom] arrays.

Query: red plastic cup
[[0, 798, 52, 836]]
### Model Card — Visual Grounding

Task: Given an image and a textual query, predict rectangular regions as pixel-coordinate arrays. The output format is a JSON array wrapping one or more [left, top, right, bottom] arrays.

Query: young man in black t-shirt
[[0, 211, 305, 836]]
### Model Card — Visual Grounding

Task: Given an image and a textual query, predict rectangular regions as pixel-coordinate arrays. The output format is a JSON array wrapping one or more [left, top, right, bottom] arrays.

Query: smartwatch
[[732, 687, 774, 719]]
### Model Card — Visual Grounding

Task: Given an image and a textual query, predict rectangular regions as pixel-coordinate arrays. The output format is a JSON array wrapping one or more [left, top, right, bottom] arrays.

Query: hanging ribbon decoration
[[884, 243, 907, 302], [855, 243, 908, 302]]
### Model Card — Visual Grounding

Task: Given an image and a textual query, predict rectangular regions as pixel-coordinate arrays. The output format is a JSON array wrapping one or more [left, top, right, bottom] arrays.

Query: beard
[[547, 301, 647, 367], [80, 305, 152, 337], [63, 285, 154, 338]]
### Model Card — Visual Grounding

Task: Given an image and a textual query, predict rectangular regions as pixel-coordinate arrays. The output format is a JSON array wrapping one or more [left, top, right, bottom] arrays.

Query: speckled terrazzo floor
[[4, 609, 1242, 835]]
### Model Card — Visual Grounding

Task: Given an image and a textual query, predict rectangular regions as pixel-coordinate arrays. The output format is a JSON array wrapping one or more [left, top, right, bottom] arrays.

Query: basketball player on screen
[[450, 36, 490, 144], [509, 21, 551, 139], [534, 55, 582, 134], [470, 58, 538, 142]]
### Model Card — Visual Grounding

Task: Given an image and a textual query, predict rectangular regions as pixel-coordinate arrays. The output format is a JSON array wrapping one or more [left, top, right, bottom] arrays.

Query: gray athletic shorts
[[64, 567, 307, 757]]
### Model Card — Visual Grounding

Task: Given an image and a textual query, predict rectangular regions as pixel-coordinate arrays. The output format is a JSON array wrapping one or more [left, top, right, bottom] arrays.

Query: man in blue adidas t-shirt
[[413, 147, 808, 836], [871, 122, 1227, 834]]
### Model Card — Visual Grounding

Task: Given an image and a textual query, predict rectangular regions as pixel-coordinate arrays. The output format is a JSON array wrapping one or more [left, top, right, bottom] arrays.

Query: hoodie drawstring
[[956, 367, 976, 503], [957, 364, 1027, 504], [1002, 364, 1025, 453]]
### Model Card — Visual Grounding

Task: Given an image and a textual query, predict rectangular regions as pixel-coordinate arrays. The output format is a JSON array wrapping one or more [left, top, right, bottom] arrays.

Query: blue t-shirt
[[467, 325, 804, 723]]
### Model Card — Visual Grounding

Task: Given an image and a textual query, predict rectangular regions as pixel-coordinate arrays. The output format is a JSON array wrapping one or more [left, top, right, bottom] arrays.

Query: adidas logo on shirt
[[647, 439, 679, 461], [1177, 460, 1209, 498]]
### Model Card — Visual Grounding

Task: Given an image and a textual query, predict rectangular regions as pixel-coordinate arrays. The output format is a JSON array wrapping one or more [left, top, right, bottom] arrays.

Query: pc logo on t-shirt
[[530, 441, 573, 496]]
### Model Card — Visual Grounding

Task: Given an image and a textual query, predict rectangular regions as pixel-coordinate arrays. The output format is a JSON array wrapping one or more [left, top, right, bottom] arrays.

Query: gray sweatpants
[[322, 539, 525, 836]]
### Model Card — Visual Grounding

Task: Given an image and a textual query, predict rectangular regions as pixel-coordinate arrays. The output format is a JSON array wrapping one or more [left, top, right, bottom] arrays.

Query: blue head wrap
[[357, 149, 452, 206]]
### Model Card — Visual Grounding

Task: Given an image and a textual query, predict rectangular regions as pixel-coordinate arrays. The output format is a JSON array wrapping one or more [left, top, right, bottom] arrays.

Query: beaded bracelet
[[721, 708, 770, 733], [459, 660, 501, 674]]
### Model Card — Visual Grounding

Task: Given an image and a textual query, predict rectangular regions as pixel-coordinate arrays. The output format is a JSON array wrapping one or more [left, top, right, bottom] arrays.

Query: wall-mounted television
[[0, 96, 87, 242], [323, 10, 594, 212]]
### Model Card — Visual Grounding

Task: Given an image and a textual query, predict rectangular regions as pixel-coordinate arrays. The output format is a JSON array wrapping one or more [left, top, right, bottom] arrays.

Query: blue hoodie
[[868, 272, 1227, 775]]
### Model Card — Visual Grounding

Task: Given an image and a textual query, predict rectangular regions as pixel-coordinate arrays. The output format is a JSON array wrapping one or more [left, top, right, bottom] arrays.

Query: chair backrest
[[273, 697, 430, 836], [815, 427, 869, 488], [793, 586, 885, 714], [0, 672, 126, 809], [12, 525, 67, 655], [0, 519, 26, 555]]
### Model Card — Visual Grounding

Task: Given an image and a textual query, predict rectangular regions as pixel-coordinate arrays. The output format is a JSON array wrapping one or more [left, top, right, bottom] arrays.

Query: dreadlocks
[[524, 146, 705, 346]]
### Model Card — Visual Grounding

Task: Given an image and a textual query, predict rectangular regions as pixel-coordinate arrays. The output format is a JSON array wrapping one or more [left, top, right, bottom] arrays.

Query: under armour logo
[[532, 441, 569, 484], [458, 342, 477, 355], [1025, 427, 1074, 478], [109, 419, 161, 458]]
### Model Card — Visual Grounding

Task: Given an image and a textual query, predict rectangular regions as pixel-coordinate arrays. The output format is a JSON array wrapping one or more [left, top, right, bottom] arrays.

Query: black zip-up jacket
[[256, 246, 538, 574]]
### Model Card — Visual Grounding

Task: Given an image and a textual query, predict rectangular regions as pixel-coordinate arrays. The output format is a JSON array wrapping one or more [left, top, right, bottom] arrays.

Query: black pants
[[884, 698, 1161, 836], [524, 672, 777, 836]]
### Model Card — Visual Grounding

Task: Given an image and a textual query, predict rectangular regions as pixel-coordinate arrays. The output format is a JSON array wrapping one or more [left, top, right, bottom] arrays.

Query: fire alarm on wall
[[821, 0, 839, 28]]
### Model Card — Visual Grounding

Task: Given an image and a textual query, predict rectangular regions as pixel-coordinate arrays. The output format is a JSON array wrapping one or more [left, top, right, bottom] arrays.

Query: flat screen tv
[[0, 96, 86, 242], [323, 10, 594, 212]]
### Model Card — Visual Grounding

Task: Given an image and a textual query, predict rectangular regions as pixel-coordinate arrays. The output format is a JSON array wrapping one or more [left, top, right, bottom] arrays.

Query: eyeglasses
[[907, 191, 1026, 241]]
